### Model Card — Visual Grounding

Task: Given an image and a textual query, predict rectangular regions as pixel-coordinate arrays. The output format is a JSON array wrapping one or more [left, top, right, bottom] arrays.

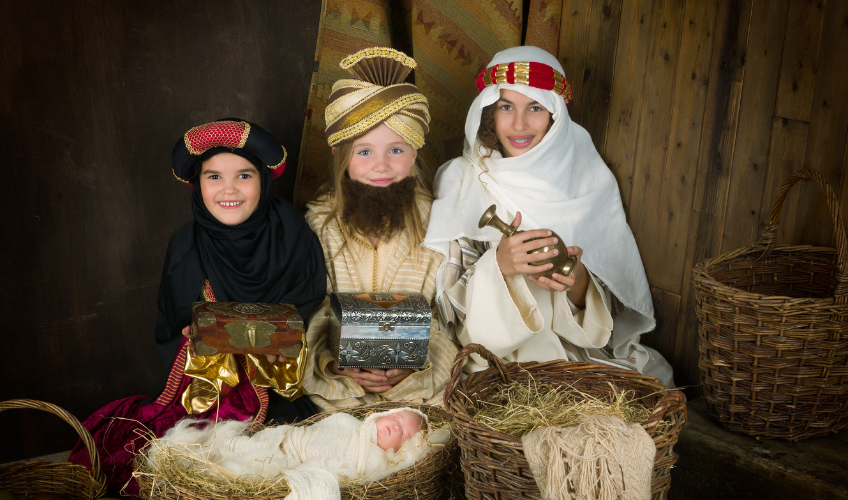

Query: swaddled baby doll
[[152, 408, 434, 498]]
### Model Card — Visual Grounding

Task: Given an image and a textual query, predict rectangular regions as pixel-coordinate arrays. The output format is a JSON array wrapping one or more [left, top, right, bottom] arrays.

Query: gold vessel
[[478, 204, 576, 278]]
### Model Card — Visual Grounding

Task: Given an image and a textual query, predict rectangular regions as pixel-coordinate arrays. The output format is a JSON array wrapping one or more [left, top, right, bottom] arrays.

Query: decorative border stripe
[[476, 61, 573, 106], [155, 340, 188, 406]]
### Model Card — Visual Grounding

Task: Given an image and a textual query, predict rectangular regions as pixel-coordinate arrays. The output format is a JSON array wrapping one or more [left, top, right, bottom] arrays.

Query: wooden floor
[[671, 398, 848, 500]]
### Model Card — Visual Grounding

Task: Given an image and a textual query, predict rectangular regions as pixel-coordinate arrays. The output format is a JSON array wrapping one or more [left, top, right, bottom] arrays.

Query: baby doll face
[[493, 88, 553, 158], [199, 153, 261, 226], [346, 124, 417, 187], [375, 410, 424, 452]]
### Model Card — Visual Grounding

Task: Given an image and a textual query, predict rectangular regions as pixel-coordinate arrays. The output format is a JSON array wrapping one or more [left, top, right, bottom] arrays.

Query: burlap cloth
[[521, 414, 656, 500]]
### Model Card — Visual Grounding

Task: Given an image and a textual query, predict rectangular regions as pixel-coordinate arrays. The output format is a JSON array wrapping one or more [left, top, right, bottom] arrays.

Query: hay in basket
[[134, 401, 457, 500], [0, 399, 106, 500], [694, 168, 848, 440], [444, 344, 687, 500]]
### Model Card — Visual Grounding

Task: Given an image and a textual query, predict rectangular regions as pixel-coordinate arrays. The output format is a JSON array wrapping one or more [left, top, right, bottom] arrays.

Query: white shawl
[[425, 46, 672, 386]]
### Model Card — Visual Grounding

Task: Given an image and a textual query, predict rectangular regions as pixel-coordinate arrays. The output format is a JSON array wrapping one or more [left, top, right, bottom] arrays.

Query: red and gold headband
[[475, 62, 573, 106]]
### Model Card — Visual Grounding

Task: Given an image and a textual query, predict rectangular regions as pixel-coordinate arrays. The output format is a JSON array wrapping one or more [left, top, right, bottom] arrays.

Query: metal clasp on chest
[[378, 321, 396, 332]]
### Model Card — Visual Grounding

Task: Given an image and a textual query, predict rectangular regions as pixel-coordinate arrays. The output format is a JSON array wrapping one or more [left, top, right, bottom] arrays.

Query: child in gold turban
[[299, 47, 458, 411]]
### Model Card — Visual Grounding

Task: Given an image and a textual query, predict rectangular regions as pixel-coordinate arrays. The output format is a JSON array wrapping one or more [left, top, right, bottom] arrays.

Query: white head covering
[[425, 46, 658, 360]]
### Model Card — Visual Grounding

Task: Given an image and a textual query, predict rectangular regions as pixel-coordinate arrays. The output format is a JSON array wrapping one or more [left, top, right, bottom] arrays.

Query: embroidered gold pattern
[[478, 62, 573, 105], [268, 145, 287, 170], [325, 83, 420, 129], [172, 168, 191, 185], [236, 121, 251, 149], [385, 115, 424, 149], [327, 93, 428, 146], [340, 47, 416, 70]]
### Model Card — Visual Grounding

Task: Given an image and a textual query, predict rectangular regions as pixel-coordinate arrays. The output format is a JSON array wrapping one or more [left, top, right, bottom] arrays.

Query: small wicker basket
[[444, 344, 687, 500], [0, 399, 106, 500], [694, 168, 848, 440], [135, 401, 457, 500]]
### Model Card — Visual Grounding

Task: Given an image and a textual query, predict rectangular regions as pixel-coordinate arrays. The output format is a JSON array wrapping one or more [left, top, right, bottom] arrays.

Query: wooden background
[[0, 1, 322, 462], [555, 0, 848, 389], [1, 0, 847, 462]]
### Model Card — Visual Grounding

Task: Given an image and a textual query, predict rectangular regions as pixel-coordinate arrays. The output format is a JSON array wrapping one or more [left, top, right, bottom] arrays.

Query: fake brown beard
[[341, 176, 417, 239]]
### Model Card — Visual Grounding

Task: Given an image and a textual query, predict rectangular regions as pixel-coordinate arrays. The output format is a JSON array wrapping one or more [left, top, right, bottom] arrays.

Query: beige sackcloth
[[521, 414, 656, 500]]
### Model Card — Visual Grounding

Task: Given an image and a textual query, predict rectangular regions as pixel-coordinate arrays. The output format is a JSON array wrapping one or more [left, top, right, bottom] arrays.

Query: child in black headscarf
[[70, 119, 326, 495]]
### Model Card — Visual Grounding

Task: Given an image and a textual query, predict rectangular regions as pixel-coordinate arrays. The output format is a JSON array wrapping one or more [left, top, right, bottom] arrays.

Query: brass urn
[[478, 204, 577, 278]]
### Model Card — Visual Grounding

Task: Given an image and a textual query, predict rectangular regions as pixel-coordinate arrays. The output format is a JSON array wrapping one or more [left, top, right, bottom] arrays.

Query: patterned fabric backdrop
[[295, 0, 563, 208]]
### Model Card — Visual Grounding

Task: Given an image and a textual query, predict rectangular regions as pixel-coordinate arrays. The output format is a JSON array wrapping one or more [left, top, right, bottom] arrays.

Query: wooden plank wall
[[557, 0, 848, 389], [0, 0, 322, 462]]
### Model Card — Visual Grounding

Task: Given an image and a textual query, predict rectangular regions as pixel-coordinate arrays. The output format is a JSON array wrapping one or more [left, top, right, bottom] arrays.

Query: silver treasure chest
[[329, 292, 432, 369]]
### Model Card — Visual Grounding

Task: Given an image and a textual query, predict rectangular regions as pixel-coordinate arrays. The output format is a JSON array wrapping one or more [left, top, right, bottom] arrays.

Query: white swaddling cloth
[[149, 408, 444, 499]]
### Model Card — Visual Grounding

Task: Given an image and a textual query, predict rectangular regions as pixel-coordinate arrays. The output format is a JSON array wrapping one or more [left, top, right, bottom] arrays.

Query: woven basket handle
[[0, 399, 104, 484], [444, 343, 510, 408], [758, 168, 848, 296], [641, 391, 687, 438]]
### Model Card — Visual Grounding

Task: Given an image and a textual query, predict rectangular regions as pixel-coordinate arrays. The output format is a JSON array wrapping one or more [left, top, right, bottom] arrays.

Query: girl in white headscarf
[[424, 46, 673, 387]]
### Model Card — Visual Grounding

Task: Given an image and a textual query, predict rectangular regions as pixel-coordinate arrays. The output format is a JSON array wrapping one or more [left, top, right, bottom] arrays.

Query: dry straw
[[470, 379, 658, 439], [445, 344, 688, 500]]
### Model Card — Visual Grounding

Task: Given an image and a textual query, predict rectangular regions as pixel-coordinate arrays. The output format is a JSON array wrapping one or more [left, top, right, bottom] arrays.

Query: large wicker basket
[[444, 344, 687, 500], [135, 401, 457, 500], [0, 399, 106, 500], [694, 168, 848, 440]]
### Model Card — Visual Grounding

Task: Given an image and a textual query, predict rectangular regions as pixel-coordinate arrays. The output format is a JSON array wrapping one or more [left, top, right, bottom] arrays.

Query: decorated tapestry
[[295, 0, 563, 208]]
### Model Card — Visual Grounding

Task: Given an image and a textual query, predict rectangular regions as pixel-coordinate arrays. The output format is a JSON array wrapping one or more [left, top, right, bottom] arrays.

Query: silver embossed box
[[329, 292, 431, 369]]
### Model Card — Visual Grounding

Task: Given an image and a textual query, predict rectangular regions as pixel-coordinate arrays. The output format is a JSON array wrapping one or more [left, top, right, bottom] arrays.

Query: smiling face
[[492, 88, 553, 157], [375, 410, 425, 452], [199, 152, 261, 225], [345, 124, 417, 187]]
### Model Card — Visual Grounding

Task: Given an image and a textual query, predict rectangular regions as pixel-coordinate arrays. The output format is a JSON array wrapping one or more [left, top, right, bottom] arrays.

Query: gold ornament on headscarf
[[325, 47, 430, 149]]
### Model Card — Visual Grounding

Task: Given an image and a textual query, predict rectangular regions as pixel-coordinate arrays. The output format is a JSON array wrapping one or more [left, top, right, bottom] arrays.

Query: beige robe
[[437, 238, 674, 387], [302, 196, 458, 411]]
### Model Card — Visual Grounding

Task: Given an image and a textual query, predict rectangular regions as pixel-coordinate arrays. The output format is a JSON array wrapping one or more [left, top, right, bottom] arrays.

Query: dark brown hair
[[477, 103, 504, 158]]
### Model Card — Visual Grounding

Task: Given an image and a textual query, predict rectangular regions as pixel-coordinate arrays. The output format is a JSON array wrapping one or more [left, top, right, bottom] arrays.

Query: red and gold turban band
[[475, 62, 573, 106], [171, 119, 287, 185]]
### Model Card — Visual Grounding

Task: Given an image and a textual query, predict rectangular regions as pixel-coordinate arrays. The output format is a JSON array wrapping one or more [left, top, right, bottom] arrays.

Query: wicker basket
[[444, 344, 687, 500], [135, 402, 458, 500], [0, 399, 106, 500], [694, 168, 848, 441]]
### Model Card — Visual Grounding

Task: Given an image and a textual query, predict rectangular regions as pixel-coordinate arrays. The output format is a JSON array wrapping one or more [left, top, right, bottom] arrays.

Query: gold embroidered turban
[[324, 47, 430, 149]]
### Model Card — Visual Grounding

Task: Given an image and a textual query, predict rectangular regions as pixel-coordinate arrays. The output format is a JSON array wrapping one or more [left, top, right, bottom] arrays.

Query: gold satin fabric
[[180, 333, 308, 414]]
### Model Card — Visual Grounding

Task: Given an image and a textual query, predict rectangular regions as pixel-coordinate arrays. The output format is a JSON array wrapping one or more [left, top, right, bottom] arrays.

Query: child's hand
[[527, 246, 589, 307], [265, 354, 288, 363], [181, 326, 193, 349], [495, 211, 559, 277], [353, 368, 394, 393], [384, 368, 414, 387], [327, 362, 392, 392]]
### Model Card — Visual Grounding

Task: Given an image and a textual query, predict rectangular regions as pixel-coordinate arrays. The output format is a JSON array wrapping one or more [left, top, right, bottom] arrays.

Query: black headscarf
[[154, 128, 326, 367]]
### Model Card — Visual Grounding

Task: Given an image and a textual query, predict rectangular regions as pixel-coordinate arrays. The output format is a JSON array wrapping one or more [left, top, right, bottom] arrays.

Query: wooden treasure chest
[[190, 302, 304, 357], [329, 293, 432, 369]]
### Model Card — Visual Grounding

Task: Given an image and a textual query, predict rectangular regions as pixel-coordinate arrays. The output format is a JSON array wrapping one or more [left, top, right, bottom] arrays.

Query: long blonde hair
[[316, 140, 433, 254]]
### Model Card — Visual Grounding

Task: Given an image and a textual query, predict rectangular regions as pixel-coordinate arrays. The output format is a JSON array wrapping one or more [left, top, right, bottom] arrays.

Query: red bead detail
[[185, 121, 248, 155]]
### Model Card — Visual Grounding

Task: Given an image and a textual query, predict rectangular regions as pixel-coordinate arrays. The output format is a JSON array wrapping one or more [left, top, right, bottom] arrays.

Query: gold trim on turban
[[325, 47, 430, 149]]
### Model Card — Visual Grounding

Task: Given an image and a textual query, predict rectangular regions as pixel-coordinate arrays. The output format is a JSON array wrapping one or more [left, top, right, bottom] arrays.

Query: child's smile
[[199, 153, 261, 225]]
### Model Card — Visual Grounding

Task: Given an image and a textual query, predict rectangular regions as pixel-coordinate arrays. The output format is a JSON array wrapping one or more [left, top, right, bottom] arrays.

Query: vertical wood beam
[[675, 0, 753, 387], [719, 0, 790, 255]]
